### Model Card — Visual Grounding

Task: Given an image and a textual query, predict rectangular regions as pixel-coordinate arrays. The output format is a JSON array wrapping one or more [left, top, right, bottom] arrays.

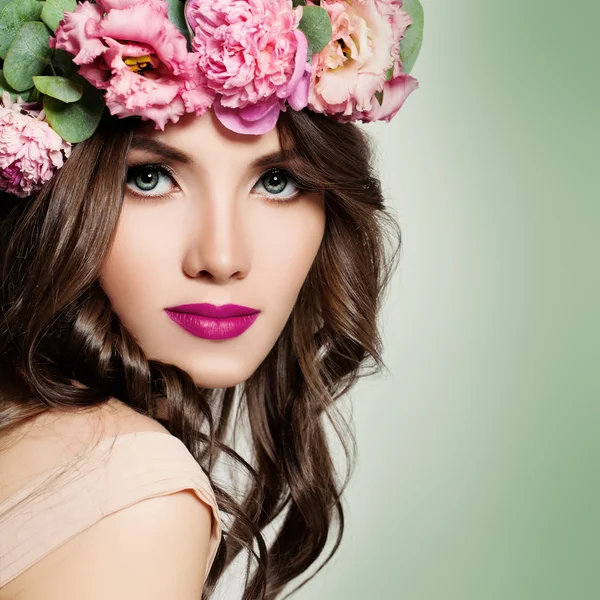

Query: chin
[[184, 359, 259, 389]]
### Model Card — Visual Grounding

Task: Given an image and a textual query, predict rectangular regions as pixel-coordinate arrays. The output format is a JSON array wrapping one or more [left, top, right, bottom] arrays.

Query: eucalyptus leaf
[[41, 0, 77, 32], [51, 48, 80, 78], [167, 0, 191, 47], [399, 0, 424, 74], [4, 21, 52, 92], [43, 80, 104, 143], [299, 6, 332, 56], [33, 75, 82, 103], [0, 68, 31, 101], [0, 0, 43, 59], [0, 0, 14, 14]]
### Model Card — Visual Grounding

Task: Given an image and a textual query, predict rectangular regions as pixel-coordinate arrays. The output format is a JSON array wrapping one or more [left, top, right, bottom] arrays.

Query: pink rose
[[308, 0, 417, 121], [52, 0, 214, 130], [0, 93, 71, 198], [186, 0, 310, 134]]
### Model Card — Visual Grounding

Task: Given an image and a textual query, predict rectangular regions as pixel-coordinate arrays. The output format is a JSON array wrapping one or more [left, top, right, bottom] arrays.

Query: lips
[[164, 303, 260, 340], [166, 303, 258, 318]]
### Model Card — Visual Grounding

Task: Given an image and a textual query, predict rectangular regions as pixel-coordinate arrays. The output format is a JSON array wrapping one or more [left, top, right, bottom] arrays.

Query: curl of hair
[[0, 109, 400, 599]]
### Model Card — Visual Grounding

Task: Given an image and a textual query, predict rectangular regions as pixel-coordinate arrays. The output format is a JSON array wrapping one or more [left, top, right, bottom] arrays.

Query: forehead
[[133, 109, 282, 169]]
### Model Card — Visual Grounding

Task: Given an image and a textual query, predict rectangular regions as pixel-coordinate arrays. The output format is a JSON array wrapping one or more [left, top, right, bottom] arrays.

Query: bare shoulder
[[0, 399, 214, 598], [0, 398, 169, 502], [3, 489, 213, 600]]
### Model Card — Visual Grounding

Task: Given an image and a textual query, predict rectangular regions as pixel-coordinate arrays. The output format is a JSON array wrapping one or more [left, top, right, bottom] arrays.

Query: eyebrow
[[251, 150, 297, 170], [130, 136, 297, 170], [130, 137, 192, 165]]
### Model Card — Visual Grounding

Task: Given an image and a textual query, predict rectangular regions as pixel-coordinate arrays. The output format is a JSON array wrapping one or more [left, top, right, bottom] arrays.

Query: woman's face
[[99, 110, 325, 388]]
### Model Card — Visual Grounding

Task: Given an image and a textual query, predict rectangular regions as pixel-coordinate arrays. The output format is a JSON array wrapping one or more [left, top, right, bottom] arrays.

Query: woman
[[0, 0, 422, 598]]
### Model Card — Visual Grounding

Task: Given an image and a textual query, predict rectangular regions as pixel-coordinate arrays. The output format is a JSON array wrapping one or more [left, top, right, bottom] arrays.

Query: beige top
[[0, 430, 222, 589]]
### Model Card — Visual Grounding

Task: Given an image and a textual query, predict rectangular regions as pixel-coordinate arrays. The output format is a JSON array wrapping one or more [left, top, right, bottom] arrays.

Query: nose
[[182, 189, 250, 284]]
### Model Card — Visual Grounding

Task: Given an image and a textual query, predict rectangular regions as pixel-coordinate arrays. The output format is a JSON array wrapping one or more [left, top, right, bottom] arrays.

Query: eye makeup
[[124, 163, 310, 204], [125, 163, 179, 200]]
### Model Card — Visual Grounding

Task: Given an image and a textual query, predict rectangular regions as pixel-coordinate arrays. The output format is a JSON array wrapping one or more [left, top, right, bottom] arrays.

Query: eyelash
[[125, 164, 177, 201], [124, 163, 306, 204]]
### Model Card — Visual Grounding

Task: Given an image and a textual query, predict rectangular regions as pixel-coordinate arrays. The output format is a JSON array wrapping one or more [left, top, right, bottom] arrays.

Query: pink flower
[[0, 93, 71, 198], [358, 72, 418, 122], [97, 0, 140, 8], [186, 0, 310, 134], [308, 0, 418, 121], [52, 0, 214, 130]]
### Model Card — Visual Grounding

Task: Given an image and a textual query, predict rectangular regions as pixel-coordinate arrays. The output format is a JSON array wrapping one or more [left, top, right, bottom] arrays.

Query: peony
[[186, 0, 310, 134], [0, 93, 72, 198], [52, 0, 214, 130], [308, 0, 418, 121]]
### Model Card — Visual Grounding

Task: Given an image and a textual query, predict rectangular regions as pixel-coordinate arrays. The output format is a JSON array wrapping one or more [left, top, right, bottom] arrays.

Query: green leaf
[[374, 90, 384, 106], [0, 0, 15, 14], [33, 75, 82, 102], [167, 0, 191, 46], [385, 65, 394, 81], [299, 6, 332, 56], [0, 0, 43, 59], [41, 0, 77, 32], [4, 21, 52, 92], [51, 48, 80, 78], [292, 0, 306, 7], [0, 68, 31, 101], [399, 0, 424, 74], [43, 79, 104, 143]]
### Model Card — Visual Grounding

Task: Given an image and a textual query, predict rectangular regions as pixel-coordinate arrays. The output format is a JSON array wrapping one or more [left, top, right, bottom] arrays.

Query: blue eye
[[126, 165, 176, 197], [252, 168, 299, 200]]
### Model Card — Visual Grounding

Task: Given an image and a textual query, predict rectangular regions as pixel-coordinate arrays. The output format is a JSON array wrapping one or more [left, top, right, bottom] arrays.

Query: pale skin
[[100, 108, 326, 391], [0, 109, 326, 598]]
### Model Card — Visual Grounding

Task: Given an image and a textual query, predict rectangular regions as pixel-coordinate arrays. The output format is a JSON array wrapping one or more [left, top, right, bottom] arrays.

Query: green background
[[215, 1, 598, 598], [290, 1, 599, 599]]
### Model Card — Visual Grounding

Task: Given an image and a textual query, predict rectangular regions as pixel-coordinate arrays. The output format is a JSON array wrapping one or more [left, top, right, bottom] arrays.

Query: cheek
[[252, 196, 325, 304], [99, 204, 181, 312], [99, 195, 325, 333]]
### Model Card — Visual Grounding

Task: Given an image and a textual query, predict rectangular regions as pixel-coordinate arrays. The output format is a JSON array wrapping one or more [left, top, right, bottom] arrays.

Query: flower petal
[[277, 29, 309, 99], [213, 96, 281, 135], [363, 73, 418, 122], [52, 1, 105, 65], [238, 96, 280, 121], [287, 65, 311, 111]]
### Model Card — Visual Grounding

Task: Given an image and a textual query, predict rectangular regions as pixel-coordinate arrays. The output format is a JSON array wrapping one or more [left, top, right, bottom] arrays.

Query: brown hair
[[0, 109, 400, 599]]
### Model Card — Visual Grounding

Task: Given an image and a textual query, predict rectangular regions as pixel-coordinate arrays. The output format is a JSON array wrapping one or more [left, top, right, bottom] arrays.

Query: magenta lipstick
[[164, 303, 260, 340]]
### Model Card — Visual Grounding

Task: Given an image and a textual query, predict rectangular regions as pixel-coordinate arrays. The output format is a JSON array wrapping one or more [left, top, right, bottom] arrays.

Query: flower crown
[[0, 0, 423, 198]]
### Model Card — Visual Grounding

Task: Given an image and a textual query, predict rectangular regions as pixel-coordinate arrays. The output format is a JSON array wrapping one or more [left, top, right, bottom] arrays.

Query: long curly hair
[[0, 108, 401, 599]]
